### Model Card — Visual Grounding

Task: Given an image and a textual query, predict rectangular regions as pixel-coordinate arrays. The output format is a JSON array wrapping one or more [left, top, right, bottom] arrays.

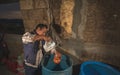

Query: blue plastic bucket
[[80, 61, 120, 75], [41, 54, 73, 75]]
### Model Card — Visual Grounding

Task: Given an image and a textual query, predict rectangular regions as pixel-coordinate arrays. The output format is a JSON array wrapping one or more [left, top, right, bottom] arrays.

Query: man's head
[[35, 24, 48, 36]]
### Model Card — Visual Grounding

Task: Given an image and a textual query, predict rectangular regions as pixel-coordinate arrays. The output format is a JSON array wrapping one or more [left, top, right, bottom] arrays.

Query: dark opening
[[0, 1, 24, 34], [0, 19, 25, 34]]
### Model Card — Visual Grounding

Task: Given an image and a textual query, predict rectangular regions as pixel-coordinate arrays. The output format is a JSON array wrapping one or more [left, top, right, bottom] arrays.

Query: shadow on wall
[[52, 24, 63, 35], [72, 0, 82, 35]]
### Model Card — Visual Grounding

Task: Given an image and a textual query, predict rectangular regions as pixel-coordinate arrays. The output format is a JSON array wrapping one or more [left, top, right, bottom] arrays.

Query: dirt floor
[[1, 63, 120, 75], [0, 63, 81, 75], [0, 63, 16, 75]]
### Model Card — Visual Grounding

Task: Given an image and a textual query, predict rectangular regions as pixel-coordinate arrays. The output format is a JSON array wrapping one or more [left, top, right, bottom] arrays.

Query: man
[[22, 24, 56, 75]]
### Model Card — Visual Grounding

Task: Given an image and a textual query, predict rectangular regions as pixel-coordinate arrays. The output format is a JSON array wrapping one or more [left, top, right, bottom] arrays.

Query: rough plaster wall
[[60, 0, 75, 38]]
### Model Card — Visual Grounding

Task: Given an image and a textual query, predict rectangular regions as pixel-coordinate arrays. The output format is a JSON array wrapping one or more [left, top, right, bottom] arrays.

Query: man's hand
[[43, 36, 51, 42], [33, 35, 52, 41], [33, 35, 44, 41]]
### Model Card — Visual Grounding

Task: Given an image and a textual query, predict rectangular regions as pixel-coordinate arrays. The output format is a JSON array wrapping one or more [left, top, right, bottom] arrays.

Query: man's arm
[[22, 32, 35, 44], [22, 32, 49, 43]]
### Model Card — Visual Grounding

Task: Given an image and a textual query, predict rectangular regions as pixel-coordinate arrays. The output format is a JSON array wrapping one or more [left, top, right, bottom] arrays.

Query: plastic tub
[[41, 54, 73, 75], [80, 61, 120, 75]]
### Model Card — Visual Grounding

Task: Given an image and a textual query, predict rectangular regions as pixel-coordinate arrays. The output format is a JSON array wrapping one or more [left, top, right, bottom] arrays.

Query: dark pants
[[25, 65, 42, 75]]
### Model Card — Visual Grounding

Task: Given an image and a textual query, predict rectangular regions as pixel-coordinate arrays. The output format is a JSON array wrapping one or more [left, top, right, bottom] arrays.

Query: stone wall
[[20, 0, 120, 44], [19, 0, 120, 67], [20, 0, 49, 32], [84, 0, 120, 66], [83, 0, 120, 45], [59, 0, 120, 67]]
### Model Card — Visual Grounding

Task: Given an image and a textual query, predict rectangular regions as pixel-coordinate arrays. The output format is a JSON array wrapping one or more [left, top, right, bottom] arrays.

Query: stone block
[[23, 20, 36, 31], [20, 0, 33, 10], [36, 19, 49, 25], [29, 9, 48, 20], [34, 0, 48, 8], [21, 10, 29, 20]]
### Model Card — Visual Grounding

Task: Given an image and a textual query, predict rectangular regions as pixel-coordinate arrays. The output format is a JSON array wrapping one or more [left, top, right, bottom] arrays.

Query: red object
[[6, 60, 18, 73]]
